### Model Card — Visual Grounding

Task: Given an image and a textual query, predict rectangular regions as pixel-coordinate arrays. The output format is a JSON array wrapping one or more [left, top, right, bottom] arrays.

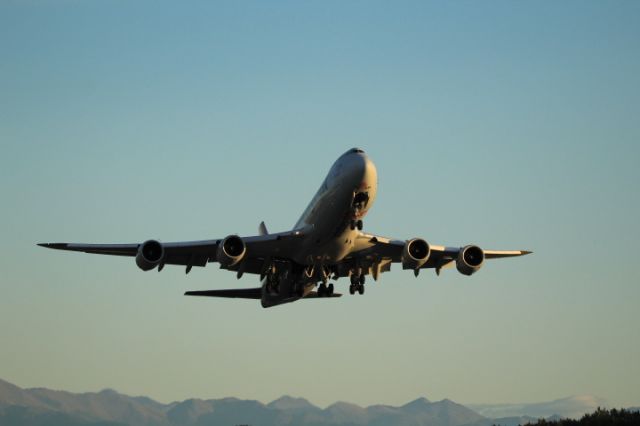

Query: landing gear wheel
[[318, 283, 327, 297], [359, 274, 366, 285], [358, 284, 365, 295], [327, 283, 334, 296], [350, 220, 356, 230], [349, 284, 355, 295], [356, 220, 363, 230], [350, 274, 358, 285]]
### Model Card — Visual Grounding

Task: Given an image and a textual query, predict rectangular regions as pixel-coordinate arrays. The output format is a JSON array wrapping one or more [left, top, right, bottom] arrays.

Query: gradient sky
[[1, 0, 639, 409]]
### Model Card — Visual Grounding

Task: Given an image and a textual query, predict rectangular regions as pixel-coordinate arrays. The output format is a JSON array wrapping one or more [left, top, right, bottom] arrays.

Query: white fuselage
[[292, 149, 378, 265]]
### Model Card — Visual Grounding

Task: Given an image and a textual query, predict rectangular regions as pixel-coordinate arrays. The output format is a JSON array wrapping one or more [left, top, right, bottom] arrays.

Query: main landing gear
[[349, 273, 365, 295], [349, 219, 363, 230], [317, 282, 334, 297]]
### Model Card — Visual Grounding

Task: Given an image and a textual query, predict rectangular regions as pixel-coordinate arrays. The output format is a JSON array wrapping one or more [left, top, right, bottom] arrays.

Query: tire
[[358, 284, 365, 295], [359, 274, 365, 285], [327, 283, 334, 296], [357, 220, 363, 230], [349, 284, 355, 295]]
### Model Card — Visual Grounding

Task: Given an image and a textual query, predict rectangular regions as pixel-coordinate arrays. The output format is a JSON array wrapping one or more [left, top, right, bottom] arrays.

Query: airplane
[[39, 148, 531, 308]]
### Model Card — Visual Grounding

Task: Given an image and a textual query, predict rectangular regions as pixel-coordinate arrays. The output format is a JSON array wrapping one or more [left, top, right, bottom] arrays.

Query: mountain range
[[0, 378, 624, 426]]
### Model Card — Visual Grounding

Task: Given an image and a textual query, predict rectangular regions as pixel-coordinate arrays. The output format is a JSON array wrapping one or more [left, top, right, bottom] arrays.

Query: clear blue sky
[[1, 0, 639, 408]]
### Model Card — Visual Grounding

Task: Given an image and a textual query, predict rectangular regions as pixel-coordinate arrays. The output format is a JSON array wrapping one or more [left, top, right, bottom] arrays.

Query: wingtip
[[37, 243, 69, 249], [522, 250, 533, 255]]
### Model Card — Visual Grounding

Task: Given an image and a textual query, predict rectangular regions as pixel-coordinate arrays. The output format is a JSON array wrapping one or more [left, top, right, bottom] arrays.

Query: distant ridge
[[0, 378, 633, 426], [468, 395, 609, 420]]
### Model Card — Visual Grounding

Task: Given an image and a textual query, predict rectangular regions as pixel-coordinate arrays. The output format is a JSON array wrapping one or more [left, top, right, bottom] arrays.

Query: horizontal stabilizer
[[304, 291, 342, 298], [185, 288, 262, 299]]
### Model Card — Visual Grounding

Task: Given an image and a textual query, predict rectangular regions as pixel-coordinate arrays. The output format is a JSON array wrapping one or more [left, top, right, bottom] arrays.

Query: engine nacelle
[[217, 235, 246, 267], [402, 238, 431, 270], [456, 245, 485, 276], [136, 240, 164, 271]]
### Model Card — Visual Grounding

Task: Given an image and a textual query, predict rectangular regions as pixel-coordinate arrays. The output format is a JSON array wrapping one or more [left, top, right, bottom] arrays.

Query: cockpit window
[[350, 148, 364, 153]]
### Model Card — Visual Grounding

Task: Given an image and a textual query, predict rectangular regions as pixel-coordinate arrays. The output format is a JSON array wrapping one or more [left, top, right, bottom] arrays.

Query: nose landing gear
[[349, 191, 369, 231], [349, 219, 363, 230], [353, 192, 369, 210]]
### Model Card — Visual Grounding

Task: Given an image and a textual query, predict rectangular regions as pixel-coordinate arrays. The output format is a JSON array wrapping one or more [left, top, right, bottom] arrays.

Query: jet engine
[[402, 238, 431, 270], [456, 245, 484, 276], [136, 240, 164, 271], [217, 235, 246, 267]]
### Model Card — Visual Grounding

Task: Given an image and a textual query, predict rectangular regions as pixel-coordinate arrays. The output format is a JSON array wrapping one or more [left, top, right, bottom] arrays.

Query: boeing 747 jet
[[39, 149, 531, 307]]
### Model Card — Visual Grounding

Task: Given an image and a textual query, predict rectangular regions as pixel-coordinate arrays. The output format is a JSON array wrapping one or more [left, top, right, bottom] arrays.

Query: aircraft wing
[[346, 233, 531, 278], [38, 241, 216, 267], [38, 228, 307, 274]]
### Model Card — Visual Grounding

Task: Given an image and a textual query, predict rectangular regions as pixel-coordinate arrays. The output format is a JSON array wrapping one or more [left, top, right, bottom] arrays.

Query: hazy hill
[[0, 378, 633, 426], [468, 395, 608, 419], [0, 380, 168, 426]]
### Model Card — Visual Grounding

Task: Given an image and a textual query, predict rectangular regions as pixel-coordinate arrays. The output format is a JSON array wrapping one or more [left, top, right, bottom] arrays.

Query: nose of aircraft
[[348, 148, 376, 186]]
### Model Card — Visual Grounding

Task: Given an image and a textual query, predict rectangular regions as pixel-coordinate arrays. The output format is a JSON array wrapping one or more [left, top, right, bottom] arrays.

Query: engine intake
[[402, 238, 431, 270], [217, 235, 246, 267], [456, 245, 484, 276], [136, 240, 164, 271]]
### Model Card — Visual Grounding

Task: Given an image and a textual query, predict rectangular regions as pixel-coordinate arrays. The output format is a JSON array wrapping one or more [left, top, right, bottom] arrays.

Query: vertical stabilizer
[[259, 221, 269, 236]]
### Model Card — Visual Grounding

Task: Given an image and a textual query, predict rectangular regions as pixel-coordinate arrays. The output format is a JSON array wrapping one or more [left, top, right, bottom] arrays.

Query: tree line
[[519, 408, 640, 426]]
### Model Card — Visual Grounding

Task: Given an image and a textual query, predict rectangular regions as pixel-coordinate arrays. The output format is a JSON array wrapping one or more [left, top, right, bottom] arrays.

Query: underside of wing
[[37, 227, 308, 274], [37, 242, 139, 256], [345, 233, 531, 278], [38, 240, 218, 269], [483, 249, 533, 259]]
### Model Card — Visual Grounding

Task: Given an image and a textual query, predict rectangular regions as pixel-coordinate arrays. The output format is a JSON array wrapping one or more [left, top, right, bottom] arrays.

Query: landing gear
[[318, 283, 326, 296], [349, 219, 363, 231], [353, 192, 369, 211], [349, 273, 365, 295], [317, 282, 335, 297], [349, 282, 365, 295]]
